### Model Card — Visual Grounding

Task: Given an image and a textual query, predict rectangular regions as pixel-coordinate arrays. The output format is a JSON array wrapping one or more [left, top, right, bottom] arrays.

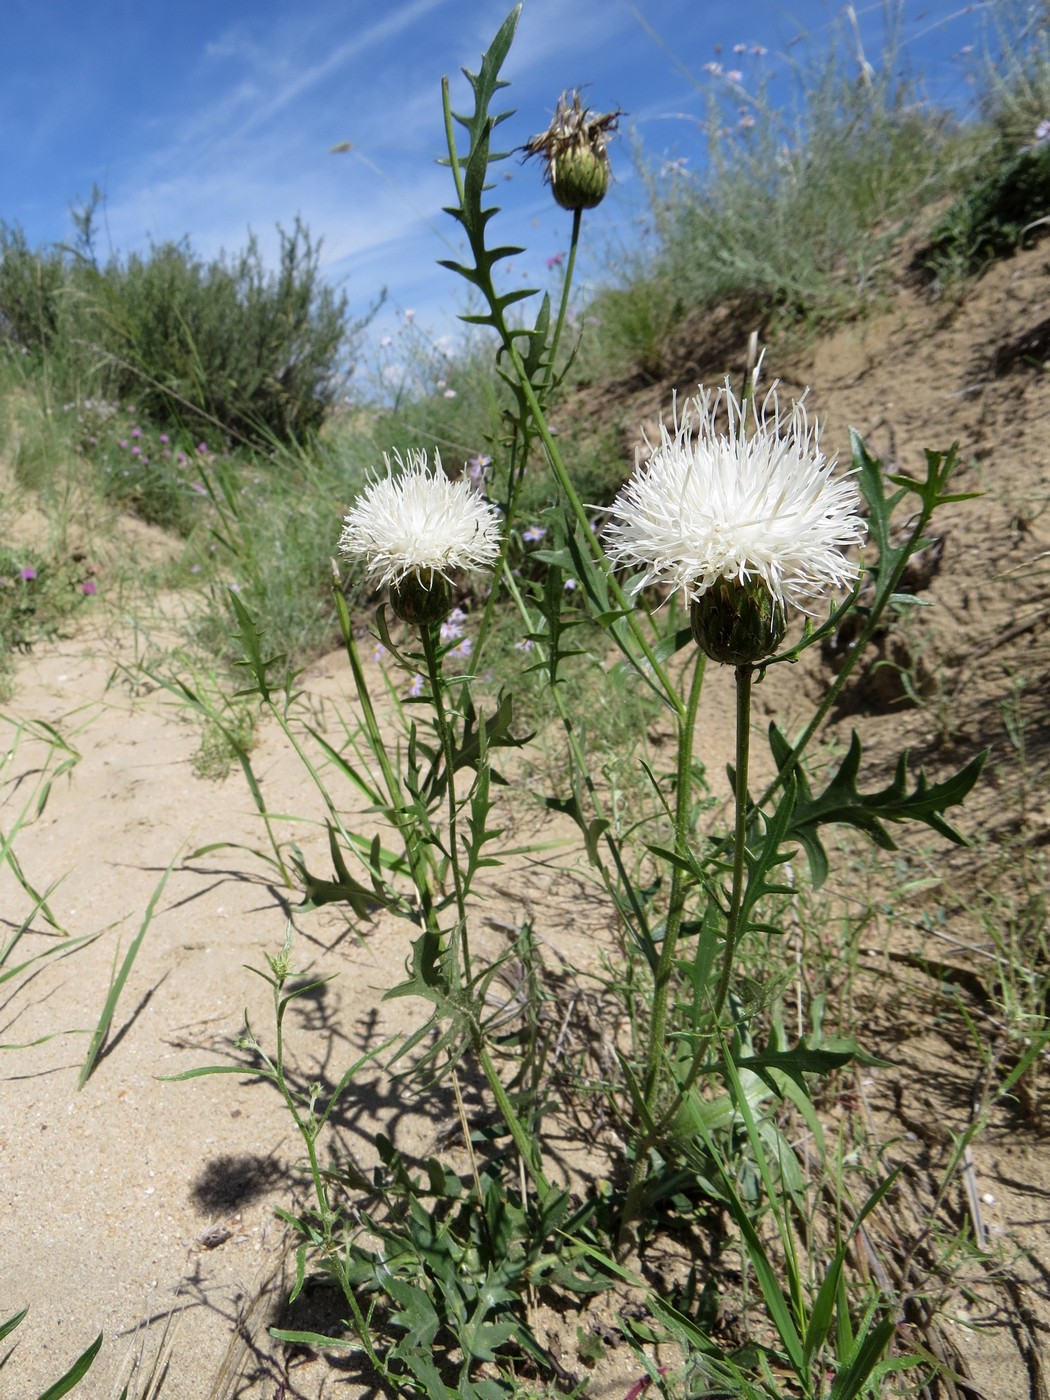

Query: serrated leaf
[[769, 723, 985, 888], [290, 828, 394, 917]]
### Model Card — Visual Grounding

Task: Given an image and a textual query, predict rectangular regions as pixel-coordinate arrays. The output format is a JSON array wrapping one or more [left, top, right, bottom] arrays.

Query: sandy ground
[[2, 240, 1050, 1398]]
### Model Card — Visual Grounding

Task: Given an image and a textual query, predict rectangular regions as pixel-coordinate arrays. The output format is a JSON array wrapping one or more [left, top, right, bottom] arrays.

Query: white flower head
[[339, 448, 502, 591], [604, 380, 865, 616]]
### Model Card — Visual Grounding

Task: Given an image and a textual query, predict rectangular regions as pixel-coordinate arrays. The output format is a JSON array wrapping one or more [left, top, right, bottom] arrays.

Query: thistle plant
[[205, 9, 987, 1395]]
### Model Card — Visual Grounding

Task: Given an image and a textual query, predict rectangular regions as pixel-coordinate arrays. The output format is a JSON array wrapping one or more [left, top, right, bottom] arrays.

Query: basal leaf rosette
[[339, 448, 502, 626], [603, 381, 866, 665]]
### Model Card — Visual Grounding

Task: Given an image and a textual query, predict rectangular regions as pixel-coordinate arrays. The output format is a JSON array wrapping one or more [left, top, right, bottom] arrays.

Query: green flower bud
[[552, 143, 610, 211], [690, 577, 786, 666], [390, 570, 452, 627], [524, 90, 621, 213]]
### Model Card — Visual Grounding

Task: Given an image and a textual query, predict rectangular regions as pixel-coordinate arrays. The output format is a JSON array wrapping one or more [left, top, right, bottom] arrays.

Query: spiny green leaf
[[769, 723, 985, 888], [228, 590, 287, 701]]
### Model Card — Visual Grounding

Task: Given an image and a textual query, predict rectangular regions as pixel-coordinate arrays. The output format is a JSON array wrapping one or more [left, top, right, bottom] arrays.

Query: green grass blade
[[269, 1328, 358, 1350], [159, 1064, 278, 1083], [77, 852, 179, 1089], [803, 1170, 900, 1369], [828, 1317, 896, 1400], [36, 1332, 103, 1399], [0, 881, 68, 970], [0, 1307, 28, 1341], [0, 932, 99, 987]]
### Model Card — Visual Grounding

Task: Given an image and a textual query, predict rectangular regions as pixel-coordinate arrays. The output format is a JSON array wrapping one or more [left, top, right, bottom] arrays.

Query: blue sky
[[3, 0, 997, 365]]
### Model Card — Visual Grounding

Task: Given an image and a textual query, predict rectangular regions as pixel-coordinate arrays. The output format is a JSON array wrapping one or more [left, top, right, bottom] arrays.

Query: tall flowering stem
[[715, 663, 754, 1019], [619, 650, 706, 1251], [545, 207, 582, 384], [439, 59, 684, 720], [418, 622, 471, 983]]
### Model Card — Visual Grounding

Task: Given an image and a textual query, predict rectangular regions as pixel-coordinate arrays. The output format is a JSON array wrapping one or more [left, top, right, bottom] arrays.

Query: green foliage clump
[[79, 220, 353, 444], [920, 138, 1050, 278], [0, 224, 67, 358], [0, 214, 368, 446]]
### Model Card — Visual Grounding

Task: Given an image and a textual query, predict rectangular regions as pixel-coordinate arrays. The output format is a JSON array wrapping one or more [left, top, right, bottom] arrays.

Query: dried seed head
[[523, 90, 621, 211]]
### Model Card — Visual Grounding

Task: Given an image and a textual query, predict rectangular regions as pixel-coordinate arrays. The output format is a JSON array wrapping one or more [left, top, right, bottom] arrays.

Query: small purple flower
[[563, 577, 578, 592], [466, 454, 492, 487], [371, 641, 387, 663], [177, 451, 187, 464], [515, 638, 534, 652], [522, 525, 546, 544], [131, 445, 141, 455], [81, 579, 98, 596], [131, 426, 142, 439], [159, 433, 169, 444], [440, 607, 468, 645], [407, 673, 424, 698], [118, 439, 128, 449], [546, 252, 565, 269], [453, 637, 473, 659], [196, 441, 208, 454], [20, 566, 37, 582]]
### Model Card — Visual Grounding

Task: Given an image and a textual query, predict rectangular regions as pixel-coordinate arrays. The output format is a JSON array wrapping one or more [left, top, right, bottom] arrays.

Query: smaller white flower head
[[603, 380, 866, 613], [339, 448, 502, 588]]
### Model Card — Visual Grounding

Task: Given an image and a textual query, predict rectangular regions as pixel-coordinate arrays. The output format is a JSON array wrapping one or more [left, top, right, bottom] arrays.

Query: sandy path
[[0, 620, 434, 1398]]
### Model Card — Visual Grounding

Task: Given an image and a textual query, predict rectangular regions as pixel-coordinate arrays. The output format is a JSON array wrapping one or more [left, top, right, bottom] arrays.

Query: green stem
[[642, 653, 706, 1097], [499, 563, 659, 965], [504, 338, 684, 717], [544, 207, 582, 388], [474, 430, 531, 664], [419, 623, 472, 985], [273, 976, 331, 1226], [618, 651, 705, 1249], [335, 586, 440, 933], [440, 78, 681, 717], [475, 208, 580, 660], [712, 664, 753, 1019]]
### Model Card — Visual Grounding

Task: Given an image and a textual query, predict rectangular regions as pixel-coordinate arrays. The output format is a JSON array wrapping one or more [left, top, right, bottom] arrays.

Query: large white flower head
[[340, 445, 501, 579], [604, 379, 866, 618], [339, 448, 502, 626]]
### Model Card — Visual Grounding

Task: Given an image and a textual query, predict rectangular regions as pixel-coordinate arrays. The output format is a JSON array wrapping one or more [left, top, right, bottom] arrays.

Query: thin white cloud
[[211, 0, 452, 147]]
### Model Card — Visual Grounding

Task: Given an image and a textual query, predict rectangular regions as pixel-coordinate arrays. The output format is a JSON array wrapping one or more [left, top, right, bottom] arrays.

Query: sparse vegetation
[[1, 4, 1048, 1397]]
